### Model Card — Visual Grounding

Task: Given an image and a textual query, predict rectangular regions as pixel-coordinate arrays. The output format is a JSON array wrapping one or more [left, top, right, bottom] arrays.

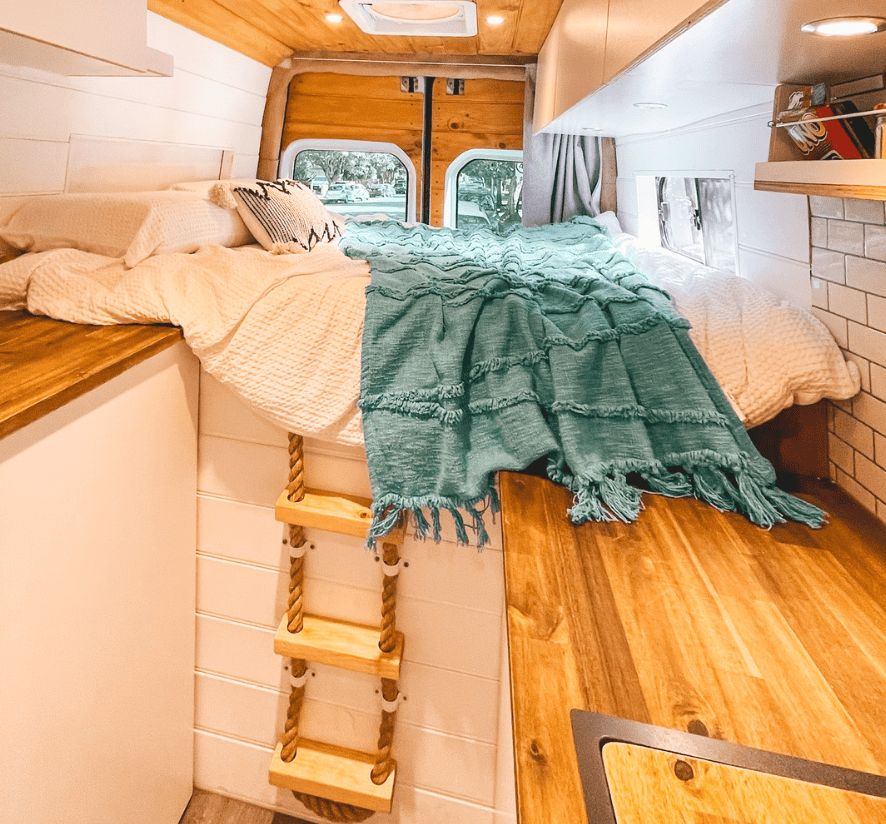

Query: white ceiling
[[545, 0, 886, 136]]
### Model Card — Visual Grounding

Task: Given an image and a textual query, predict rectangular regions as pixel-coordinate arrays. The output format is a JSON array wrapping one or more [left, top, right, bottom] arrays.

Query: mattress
[[0, 226, 860, 445]]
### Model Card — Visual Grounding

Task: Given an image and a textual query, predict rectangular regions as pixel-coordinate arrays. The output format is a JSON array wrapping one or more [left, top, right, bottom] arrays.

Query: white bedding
[[2, 244, 371, 445], [612, 233, 860, 427], [0, 231, 860, 445]]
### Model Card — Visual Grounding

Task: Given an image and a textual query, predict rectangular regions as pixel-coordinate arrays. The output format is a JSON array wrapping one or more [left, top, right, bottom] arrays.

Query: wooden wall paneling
[[282, 72, 424, 207], [430, 78, 524, 225], [147, 0, 291, 66]]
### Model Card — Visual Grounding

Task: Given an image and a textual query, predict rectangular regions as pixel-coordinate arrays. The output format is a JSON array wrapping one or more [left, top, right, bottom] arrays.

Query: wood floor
[[501, 474, 886, 824], [178, 790, 307, 824]]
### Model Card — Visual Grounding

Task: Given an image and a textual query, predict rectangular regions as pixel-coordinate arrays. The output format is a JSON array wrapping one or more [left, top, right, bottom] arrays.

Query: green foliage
[[459, 159, 524, 229], [292, 150, 405, 185]]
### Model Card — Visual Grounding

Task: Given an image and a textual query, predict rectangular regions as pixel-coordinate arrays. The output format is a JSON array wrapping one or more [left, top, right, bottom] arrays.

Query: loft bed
[[0, 184, 858, 506], [0, 138, 863, 821]]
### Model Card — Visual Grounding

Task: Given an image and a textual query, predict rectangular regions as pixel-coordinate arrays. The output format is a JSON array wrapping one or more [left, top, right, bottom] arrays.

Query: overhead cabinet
[[533, 0, 725, 133], [0, 0, 172, 76]]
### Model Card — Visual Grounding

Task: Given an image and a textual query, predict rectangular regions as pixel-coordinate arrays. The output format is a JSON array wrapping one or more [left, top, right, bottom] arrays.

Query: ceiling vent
[[339, 1, 478, 37]]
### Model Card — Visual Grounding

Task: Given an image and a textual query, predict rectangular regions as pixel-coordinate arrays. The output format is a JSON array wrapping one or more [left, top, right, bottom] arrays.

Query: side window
[[444, 150, 523, 231], [280, 140, 416, 222], [656, 176, 736, 271]]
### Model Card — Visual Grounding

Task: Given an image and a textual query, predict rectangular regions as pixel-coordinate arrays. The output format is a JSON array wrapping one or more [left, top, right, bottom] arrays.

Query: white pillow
[[594, 211, 623, 235], [0, 191, 254, 267], [212, 179, 343, 254]]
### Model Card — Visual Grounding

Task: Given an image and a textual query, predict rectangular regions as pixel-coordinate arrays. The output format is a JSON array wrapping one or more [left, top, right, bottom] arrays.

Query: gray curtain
[[522, 64, 602, 227]]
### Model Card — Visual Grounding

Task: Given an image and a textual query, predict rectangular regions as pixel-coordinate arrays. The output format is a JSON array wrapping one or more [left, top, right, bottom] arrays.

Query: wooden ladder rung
[[269, 741, 395, 813], [275, 488, 405, 542], [274, 614, 404, 680]]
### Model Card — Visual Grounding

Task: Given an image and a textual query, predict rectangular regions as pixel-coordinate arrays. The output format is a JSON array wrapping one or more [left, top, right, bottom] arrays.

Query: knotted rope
[[278, 433, 403, 822]]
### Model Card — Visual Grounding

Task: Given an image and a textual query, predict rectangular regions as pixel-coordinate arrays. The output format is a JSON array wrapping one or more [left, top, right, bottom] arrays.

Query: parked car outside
[[347, 183, 370, 201], [324, 183, 352, 203], [369, 183, 396, 197], [393, 179, 407, 194], [310, 178, 328, 197], [456, 200, 493, 230]]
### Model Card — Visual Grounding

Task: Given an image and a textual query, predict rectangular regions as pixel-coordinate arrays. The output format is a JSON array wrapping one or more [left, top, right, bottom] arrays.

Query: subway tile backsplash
[[811, 197, 886, 524]]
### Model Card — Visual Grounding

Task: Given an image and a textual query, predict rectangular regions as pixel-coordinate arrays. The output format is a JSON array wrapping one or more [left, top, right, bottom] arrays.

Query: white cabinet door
[[0, 341, 198, 824]]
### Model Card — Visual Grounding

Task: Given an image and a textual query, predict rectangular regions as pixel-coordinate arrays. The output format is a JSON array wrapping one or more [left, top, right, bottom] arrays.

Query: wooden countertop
[[500, 472, 886, 824], [0, 310, 182, 440]]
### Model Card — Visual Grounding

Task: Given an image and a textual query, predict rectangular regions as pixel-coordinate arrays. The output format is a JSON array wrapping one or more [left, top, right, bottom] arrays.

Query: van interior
[[2, 2, 886, 823]]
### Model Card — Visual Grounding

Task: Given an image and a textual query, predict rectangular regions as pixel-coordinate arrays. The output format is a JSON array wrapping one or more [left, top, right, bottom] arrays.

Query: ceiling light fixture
[[487, 14, 505, 25], [633, 102, 667, 110], [801, 16, 886, 36], [339, 1, 478, 36], [326, 12, 343, 22], [371, 2, 462, 22]]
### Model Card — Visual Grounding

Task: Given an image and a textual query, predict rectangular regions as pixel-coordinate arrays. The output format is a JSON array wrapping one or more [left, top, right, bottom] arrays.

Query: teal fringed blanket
[[340, 217, 824, 546]]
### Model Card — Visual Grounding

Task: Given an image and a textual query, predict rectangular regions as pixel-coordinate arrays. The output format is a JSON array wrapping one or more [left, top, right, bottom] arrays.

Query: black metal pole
[[421, 76, 435, 224]]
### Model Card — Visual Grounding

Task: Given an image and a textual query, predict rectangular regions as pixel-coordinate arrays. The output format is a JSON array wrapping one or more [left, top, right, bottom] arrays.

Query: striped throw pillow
[[225, 179, 343, 254]]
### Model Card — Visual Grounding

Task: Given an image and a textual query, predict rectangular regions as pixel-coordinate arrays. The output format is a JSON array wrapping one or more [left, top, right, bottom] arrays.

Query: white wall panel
[[737, 247, 813, 311], [194, 731, 497, 824], [197, 495, 284, 568], [146, 12, 271, 95], [0, 137, 68, 194], [615, 103, 811, 306], [0, 12, 270, 198], [198, 434, 289, 506], [195, 343, 509, 817], [734, 184, 809, 264]]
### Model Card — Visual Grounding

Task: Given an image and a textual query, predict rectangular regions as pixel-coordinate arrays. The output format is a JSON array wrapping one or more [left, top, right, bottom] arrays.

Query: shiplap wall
[[615, 103, 813, 311], [196, 372, 516, 823], [0, 12, 271, 197]]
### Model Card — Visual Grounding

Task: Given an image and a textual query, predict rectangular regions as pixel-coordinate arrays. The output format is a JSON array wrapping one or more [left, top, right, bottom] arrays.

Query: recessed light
[[633, 102, 667, 110], [487, 15, 505, 25], [582, 126, 602, 131], [326, 12, 343, 22], [801, 16, 886, 36]]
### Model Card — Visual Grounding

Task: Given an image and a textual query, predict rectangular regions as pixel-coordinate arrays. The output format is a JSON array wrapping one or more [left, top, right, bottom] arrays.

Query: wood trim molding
[[286, 51, 534, 66], [600, 137, 617, 214]]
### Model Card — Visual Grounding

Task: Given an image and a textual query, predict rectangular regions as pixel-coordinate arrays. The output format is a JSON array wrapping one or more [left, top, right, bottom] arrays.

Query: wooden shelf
[[755, 159, 886, 200], [756, 83, 886, 200], [275, 488, 405, 542], [274, 614, 403, 680], [269, 741, 395, 813]]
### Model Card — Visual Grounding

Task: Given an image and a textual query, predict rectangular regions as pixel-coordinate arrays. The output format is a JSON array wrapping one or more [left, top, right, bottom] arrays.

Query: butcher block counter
[[499, 471, 886, 824], [0, 309, 181, 439]]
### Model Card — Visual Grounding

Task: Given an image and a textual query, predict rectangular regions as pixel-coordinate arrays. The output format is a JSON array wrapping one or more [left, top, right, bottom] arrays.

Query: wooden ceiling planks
[[147, 0, 292, 66], [149, 0, 564, 66]]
